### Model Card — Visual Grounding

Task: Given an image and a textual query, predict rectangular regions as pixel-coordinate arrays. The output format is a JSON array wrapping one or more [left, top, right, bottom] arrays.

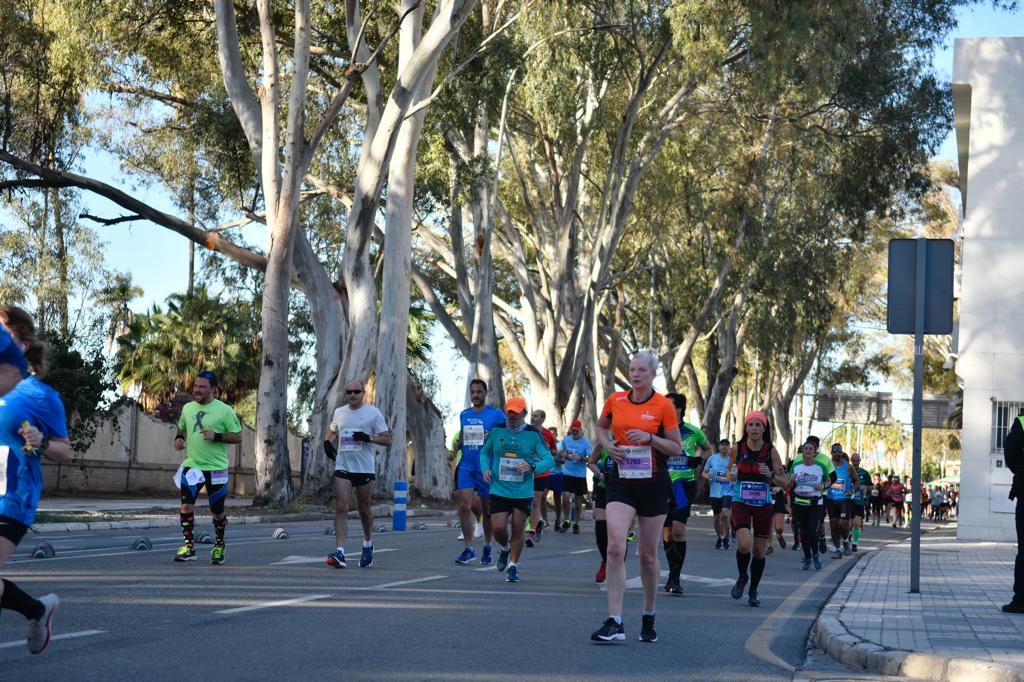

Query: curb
[[30, 508, 458, 534], [813, 547, 1024, 682]]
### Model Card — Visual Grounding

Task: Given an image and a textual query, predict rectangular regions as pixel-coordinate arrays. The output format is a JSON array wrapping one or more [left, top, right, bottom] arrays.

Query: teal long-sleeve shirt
[[480, 425, 554, 499]]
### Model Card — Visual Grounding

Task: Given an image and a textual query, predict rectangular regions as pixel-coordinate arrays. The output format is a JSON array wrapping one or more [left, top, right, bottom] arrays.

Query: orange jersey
[[600, 390, 679, 476]]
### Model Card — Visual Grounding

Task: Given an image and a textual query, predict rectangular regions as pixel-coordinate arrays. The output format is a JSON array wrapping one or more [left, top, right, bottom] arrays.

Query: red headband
[[745, 411, 768, 427]]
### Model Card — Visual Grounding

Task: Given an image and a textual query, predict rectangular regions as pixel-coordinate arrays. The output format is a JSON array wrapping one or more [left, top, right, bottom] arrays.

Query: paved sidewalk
[[816, 526, 1024, 681]]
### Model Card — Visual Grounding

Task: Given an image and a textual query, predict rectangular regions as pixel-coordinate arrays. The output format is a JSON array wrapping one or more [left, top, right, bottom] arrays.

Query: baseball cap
[[570, 419, 582, 430], [0, 326, 29, 377], [505, 396, 527, 414]]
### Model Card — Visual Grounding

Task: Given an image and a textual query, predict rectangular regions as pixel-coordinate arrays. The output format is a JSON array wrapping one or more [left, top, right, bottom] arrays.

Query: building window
[[992, 401, 1024, 453]]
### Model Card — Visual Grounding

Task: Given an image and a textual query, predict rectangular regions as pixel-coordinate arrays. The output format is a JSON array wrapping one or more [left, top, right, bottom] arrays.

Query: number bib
[[667, 456, 689, 473], [499, 456, 523, 482], [211, 469, 229, 485], [463, 425, 485, 447], [338, 429, 360, 452], [619, 446, 653, 479], [739, 481, 771, 506], [0, 445, 8, 496], [714, 470, 730, 483]]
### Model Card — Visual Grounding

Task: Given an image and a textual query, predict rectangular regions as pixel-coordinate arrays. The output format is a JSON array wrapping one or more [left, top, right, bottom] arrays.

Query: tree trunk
[[407, 374, 451, 499]]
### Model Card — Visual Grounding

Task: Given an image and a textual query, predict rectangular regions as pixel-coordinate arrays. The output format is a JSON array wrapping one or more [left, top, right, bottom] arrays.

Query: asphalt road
[[0, 509, 919, 681]]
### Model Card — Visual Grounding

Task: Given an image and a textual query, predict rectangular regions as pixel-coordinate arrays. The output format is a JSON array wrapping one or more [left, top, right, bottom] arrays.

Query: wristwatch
[[37, 437, 49, 454]]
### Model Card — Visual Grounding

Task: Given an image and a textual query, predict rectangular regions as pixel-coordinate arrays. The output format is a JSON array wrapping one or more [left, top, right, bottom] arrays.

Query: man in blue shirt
[[453, 379, 506, 565], [558, 419, 593, 534]]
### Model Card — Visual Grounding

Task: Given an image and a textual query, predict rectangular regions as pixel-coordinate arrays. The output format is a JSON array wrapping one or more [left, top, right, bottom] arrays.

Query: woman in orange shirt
[[590, 352, 681, 644]]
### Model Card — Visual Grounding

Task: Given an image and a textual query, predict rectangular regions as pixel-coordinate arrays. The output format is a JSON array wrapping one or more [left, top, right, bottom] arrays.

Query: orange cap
[[505, 396, 527, 414]]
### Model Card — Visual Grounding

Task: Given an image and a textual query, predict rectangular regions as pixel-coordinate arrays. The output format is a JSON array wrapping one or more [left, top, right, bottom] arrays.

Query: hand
[[352, 431, 371, 443], [323, 440, 337, 460], [607, 444, 627, 463], [202, 429, 216, 441], [482, 469, 492, 484], [814, 483, 823, 491], [727, 470, 737, 482], [19, 422, 42, 449], [702, 471, 711, 480], [625, 429, 652, 446], [516, 460, 532, 473], [757, 463, 771, 477], [174, 436, 185, 451]]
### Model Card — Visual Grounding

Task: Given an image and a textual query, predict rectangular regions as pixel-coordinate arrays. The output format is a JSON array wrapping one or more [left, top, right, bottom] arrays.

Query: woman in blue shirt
[[0, 306, 72, 654]]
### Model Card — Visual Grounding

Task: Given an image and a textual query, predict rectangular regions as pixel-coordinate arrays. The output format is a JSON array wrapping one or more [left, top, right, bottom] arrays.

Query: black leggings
[[793, 503, 823, 561]]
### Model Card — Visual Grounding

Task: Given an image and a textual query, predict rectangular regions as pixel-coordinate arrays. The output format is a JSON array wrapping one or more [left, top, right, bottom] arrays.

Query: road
[[1, 509, 920, 681]]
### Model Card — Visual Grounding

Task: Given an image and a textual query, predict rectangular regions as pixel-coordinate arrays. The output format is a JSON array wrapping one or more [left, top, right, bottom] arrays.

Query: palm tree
[[93, 273, 144, 352]]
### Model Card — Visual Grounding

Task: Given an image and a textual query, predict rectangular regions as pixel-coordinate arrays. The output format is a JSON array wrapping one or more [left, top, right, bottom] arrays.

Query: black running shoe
[[748, 591, 761, 607], [715, 538, 722, 550], [664, 580, 684, 596], [639, 614, 657, 643], [591, 618, 625, 642], [731, 575, 748, 600]]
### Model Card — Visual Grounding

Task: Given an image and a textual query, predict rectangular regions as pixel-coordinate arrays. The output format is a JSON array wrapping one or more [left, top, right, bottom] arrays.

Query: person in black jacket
[[1002, 413, 1024, 613]]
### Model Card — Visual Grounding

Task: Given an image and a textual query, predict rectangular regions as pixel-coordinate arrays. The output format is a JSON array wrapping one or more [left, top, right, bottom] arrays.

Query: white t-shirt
[[792, 462, 826, 498], [330, 403, 389, 474]]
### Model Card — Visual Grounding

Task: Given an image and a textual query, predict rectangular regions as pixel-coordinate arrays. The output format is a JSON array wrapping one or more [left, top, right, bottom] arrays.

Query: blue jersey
[[560, 435, 592, 478], [459, 405, 506, 473], [828, 462, 854, 501], [0, 377, 69, 525], [706, 453, 732, 499]]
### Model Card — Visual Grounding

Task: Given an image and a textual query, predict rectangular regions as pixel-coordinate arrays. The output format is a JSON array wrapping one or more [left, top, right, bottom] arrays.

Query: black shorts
[[0, 514, 29, 545], [732, 502, 773, 538], [772, 491, 788, 514], [562, 475, 589, 496], [664, 480, 697, 526], [606, 476, 671, 518], [594, 486, 607, 510], [546, 473, 564, 495], [710, 496, 733, 515], [335, 470, 376, 487], [489, 495, 531, 516], [826, 498, 852, 520], [533, 475, 550, 492], [852, 503, 866, 518], [179, 467, 230, 515]]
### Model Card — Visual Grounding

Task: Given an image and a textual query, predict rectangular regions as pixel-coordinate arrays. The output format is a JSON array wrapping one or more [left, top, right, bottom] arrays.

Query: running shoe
[[561, 520, 571, 532], [480, 544, 493, 566], [211, 545, 225, 565], [748, 592, 761, 608], [573, 523, 580, 535], [852, 543, 858, 552], [715, 538, 722, 550], [842, 540, 852, 556], [813, 555, 823, 570], [457, 531, 465, 540], [327, 549, 347, 568], [778, 536, 786, 549], [553, 523, 563, 533], [505, 565, 520, 583], [473, 522, 483, 538], [174, 545, 196, 562], [731, 531, 736, 542], [455, 547, 477, 564], [766, 546, 774, 555], [26, 594, 59, 655], [594, 561, 606, 584], [639, 614, 657, 643], [497, 548, 510, 572], [663, 580, 684, 596], [802, 558, 811, 570], [792, 542, 800, 551], [723, 539, 730, 550], [525, 532, 537, 548], [359, 544, 374, 568], [536, 519, 546, 539], [1002, 601, 1024, 614], [832, 549, 843, 559], [591, 618, 625, 642], [819, 537, 827, 555], [627, 531, 637, 543], [730, 575, 748, 600]]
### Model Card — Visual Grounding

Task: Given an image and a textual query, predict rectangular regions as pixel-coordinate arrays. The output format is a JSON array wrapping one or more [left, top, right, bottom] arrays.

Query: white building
[[952, 37, 1024, 541]]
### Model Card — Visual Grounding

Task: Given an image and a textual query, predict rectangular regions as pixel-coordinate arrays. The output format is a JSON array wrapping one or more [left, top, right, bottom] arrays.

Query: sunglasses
[[346, 389, 363, 395]]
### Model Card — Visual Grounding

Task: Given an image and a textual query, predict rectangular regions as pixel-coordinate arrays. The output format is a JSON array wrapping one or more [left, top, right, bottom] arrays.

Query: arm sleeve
[[829, 471, 838, 484]]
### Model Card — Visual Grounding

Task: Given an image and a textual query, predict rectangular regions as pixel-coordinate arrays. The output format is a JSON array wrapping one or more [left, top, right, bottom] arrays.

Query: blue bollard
[[393, 480, 408, 531]]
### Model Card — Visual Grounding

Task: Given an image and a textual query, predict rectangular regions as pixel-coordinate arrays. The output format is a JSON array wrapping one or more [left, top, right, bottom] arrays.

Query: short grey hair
[[631, 350, 658, 375]]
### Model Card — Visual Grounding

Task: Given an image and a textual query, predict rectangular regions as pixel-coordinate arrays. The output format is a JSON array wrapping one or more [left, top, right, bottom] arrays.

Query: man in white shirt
[[324, 379, 392, 569]]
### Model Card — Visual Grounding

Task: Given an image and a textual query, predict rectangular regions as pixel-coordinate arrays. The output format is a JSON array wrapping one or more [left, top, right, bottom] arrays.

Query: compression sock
[[663, 540, 681, 581], [214, 517, 227, 546], [852, 528, 862, 543], [672, 541, 687, 580], [595, 520, 608, 562], [180, 512, 195, 548], [750, 556, 766, 593], [736, 550, 750, 578], [0, 579, 43, 620]]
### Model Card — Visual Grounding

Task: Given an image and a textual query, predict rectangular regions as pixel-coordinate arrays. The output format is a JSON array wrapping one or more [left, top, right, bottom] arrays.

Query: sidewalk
[[815, 525, 1024, 682]]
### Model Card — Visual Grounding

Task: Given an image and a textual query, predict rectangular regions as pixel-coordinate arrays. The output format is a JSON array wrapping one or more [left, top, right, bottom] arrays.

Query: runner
[[702, 439, 733, 549], [661, 392, 711, 596], [790, 441, 827, 570], [888, 475, 906, 528], [588, 447, 612, 583], [590, 352, 681, 643], [324, 379, 392, 569], [453, 379, 505, 565], [870, 474, 884, 525], [792, 435, 835, 555], [726, 411, 787, 608], [479, 397, 554, 582], [849, 452, 872, 551], [525, 409, 557, 547], [0, 311, 71, 654], [447, 430, 483, 540], [546, 425, 566, 532], [173, 370, 243, 565], [559, 419, 592, 535], [825, 445, 859, 558], [766, 484, 789, 555]]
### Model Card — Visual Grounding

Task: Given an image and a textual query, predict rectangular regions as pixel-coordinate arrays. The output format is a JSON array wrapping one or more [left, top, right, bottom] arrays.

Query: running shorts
[[180, 467, 230, 515], [0, 514, 29, 545], [710, 496, 733, 515], [664, 480, 697, 526], [489, 494, 531, 516], [335, 470, 376, 488], [826, 498, 852, 520], [731, 502, 773, 538], [457, 468, 490, 500], [606, 477, 671, 518], [546, 473, 564, 495], [562, 475, 588, 496]]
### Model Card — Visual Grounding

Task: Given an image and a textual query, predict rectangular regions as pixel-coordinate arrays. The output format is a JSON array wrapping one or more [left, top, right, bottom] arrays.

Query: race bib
[[619, 446, 652, 479], [739, 481, 771, 506], [0, 445, 8, 496], [667, 456, 689, 472], [831, 481, 846, 492], [463, 425, 485, 447], [499, 455, 524, 482], [794, 484, 817, 497], [870, 489, 879, 497], [185, 468, 205, 486], [338, 429, 360, 452], [714, 470, 730, 483], [211, 469, 229, 485]]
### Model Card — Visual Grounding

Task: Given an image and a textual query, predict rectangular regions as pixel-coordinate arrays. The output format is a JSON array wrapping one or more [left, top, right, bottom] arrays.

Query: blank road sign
[[887, 239, 954, 335]]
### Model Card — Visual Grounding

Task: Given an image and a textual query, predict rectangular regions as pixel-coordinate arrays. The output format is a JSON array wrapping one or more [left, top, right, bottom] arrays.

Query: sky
[[24, 4, 1024, 439]]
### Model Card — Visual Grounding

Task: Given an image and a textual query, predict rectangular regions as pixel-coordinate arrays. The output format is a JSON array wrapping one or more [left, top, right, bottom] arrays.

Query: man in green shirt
[[173, 371, 242, 564]]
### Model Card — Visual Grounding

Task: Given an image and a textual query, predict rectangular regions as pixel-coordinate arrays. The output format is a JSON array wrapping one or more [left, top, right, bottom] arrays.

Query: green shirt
[[178, 399, 242, 471], [450, 430, 462, 467], [668, 421, 708, 483]]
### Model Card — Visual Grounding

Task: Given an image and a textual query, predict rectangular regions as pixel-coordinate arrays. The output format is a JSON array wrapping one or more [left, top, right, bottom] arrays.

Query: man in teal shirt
[[480, 396, 554, 583]]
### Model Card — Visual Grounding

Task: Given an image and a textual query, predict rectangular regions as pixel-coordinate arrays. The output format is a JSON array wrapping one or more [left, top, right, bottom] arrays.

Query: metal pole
[[910, 238, 926, 593]]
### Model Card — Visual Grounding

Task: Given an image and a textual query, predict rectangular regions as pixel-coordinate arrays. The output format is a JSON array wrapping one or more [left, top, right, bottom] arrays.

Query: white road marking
[[606, 570, 735, 590], [272, 549, 396, 565], [0, 629, 106, 650], [570, 548, 596, 554], [367, 575, 447, 589], [215, 594, 332, 615]]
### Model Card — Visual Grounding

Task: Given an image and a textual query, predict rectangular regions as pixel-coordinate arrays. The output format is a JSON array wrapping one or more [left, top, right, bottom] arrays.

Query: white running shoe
[[27, 594, 59, 654], [457, 531, 465, 540], [474, 522, 483, 538]]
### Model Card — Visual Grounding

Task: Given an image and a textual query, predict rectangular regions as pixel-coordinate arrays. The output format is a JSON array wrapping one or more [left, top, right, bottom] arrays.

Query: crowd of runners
[[0, 325, 959, 652]]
